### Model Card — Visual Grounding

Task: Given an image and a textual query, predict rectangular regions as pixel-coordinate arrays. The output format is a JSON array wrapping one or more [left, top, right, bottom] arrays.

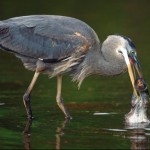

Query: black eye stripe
[[122, 36, 136, 50]]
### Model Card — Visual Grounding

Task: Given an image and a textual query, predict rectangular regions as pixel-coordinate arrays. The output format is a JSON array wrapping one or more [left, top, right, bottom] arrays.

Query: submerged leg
[[23, 72, 40, 120], [56, 75, 72, 119]]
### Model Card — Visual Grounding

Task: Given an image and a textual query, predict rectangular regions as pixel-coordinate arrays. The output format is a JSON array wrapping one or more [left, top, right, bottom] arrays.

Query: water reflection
[[23, 119, 32, 150], [23, 119, 32, 134], [22, 118, 150, 150], [55, 119, 68, 150], [23, 119, 69, 150], [24, 133, 31, 150], [125, 123, 150, 150], [129, 129, 148, 150]]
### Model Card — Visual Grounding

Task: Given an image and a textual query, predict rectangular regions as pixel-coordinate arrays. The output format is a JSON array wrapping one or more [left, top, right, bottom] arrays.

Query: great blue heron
[[0, 15, 144, 120]]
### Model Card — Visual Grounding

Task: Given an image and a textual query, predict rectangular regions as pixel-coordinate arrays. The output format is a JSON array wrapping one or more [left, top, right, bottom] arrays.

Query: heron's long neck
[[90, 47, 126, 76], [90, 50, 115, 76], [73, 49, 113, 87], [73, 42, 126, 87]]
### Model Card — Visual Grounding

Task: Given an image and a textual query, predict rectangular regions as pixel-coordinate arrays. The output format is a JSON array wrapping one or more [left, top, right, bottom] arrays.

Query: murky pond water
[[0, 0, 150, 149]]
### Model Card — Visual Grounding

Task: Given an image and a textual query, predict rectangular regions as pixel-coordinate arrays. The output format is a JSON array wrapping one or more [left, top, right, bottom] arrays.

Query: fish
[[125, 78, 150, 124]]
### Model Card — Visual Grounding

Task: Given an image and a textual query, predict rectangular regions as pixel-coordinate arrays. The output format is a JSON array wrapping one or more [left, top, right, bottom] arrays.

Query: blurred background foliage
[[0, 0, 150, 102], [0, 1, 150, 149]]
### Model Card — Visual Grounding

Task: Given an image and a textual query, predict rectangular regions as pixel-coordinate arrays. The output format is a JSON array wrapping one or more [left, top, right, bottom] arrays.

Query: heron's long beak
[[120, 48, 143, 98], [130, 54, 143, 79]]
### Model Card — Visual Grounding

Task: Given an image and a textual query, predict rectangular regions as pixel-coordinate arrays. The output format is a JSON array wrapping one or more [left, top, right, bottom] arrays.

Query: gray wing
[[0, 15, 91, 62]]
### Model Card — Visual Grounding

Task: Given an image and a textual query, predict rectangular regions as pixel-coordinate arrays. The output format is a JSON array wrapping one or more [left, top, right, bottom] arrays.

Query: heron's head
[[102, 35, 143, 98]]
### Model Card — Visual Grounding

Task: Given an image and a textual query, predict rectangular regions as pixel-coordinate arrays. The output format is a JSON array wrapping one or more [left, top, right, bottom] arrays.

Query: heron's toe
[[65, 115, 72, 120], [27, 115, 34, 121]]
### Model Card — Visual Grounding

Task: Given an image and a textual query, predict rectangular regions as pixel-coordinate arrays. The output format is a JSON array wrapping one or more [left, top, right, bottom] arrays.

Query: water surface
[[0, 0, 150, 149]]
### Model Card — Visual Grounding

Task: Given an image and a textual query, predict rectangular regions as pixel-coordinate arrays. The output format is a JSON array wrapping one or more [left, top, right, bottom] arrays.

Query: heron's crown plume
[[104, 35, 137, 55]]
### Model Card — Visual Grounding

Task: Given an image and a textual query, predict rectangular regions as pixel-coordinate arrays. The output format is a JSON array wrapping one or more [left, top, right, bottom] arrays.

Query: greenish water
[[0, 0, 150, 149]]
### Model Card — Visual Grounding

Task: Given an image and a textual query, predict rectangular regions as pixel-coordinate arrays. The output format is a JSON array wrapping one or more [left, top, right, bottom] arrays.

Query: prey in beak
[[118, 46, 149, 124], [125, 78, 149, 124], [119, 47, 143, 98]]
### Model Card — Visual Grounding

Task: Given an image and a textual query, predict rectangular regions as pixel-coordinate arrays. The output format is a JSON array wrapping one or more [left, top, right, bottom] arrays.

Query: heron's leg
[[23, 72, 40, 120], [56, 75, 72, 119]]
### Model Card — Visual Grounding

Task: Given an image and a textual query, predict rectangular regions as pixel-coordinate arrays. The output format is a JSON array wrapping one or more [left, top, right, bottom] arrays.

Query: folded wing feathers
[[50, 54, 85, 78]]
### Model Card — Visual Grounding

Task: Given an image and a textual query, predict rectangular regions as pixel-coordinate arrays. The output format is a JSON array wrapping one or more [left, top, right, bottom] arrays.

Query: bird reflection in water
[[125, 123, 150, 150], [23, 119, 32, 150], [23, 119, 69, 150], [55, 119, 69, 150], [23, 119, 150, 149]]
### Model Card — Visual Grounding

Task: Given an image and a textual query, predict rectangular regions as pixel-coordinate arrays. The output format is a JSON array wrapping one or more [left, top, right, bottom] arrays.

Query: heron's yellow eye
[[118, 50, 122, 54], [131, 50, 137, 56], [131, 50, 135, 54]]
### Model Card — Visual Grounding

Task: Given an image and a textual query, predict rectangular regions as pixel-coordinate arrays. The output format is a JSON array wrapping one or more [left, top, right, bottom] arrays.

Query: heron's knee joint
[[23, 93, 30, 102], [56, 97, 63, 104]]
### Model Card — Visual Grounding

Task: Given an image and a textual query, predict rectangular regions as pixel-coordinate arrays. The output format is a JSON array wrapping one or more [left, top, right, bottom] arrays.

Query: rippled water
[[0, 0, 150, 149], [0, 101, 150, 149]]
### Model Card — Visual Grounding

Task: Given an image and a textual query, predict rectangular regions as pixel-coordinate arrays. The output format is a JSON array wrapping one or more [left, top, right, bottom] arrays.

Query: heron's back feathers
[[0, 15, 100, 85]]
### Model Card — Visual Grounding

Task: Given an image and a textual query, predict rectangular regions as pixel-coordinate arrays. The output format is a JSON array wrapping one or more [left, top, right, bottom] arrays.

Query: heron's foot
[[27, 116, 34, 121], [56, 97, 71, 119], [23, 93, 33, 120], [65, 115, 72, 120]]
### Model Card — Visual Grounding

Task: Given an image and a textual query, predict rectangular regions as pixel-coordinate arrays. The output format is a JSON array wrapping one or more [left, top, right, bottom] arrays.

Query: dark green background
[[0, 0, 150, 149]]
